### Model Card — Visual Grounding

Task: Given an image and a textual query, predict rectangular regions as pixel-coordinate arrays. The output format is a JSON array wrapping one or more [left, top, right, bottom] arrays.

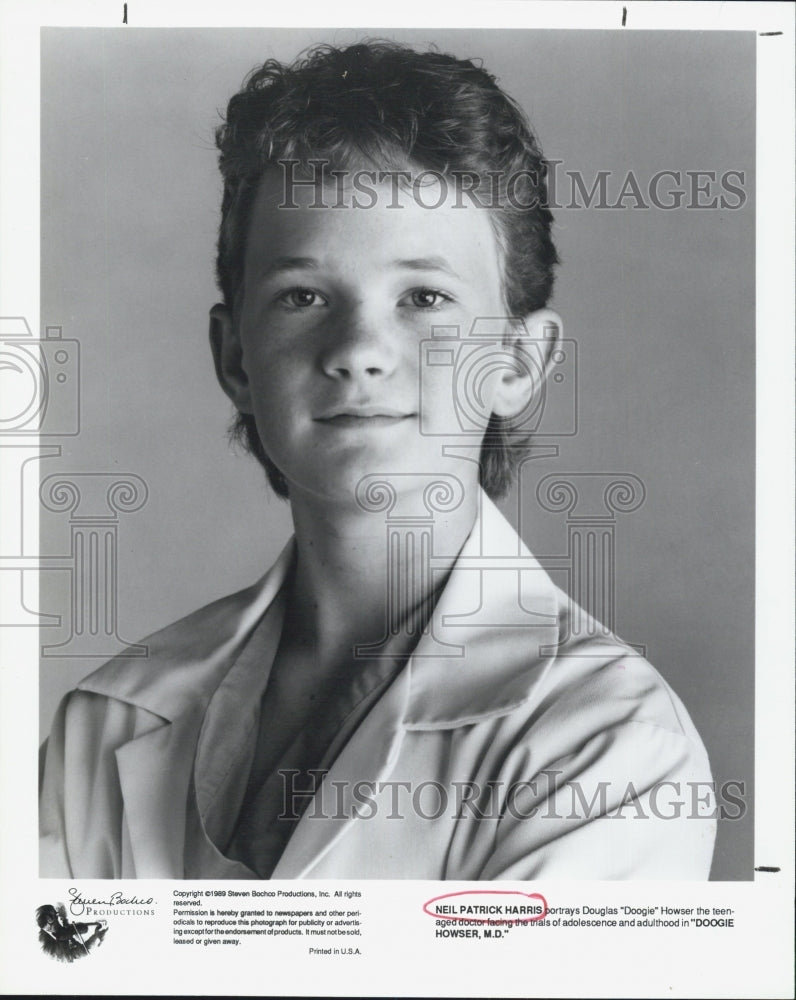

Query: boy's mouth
[[315, 404, 415, 427]]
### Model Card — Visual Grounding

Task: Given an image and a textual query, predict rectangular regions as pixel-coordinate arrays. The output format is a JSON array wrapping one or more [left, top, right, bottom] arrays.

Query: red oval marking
[[422, 889, 548, 925]]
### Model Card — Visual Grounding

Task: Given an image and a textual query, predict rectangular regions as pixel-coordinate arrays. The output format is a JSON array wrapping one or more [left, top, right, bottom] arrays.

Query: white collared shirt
[[40, 490, 716, 879]]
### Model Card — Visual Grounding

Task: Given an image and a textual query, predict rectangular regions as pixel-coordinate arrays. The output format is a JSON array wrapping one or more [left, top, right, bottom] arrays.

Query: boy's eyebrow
[[393, 256, 462, 279], [260, 255, 462, 279], [262, 256, 320, 275]]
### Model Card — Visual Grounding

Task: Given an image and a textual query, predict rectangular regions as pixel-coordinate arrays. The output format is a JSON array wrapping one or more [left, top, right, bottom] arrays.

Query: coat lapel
[[115, 711, 204, 877], [403, 491, 560, 728], [78, 541, 296, 877]]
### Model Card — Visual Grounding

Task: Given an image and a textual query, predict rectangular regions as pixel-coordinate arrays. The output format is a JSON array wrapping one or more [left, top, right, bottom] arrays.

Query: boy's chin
[[284, 455, 479, 511]]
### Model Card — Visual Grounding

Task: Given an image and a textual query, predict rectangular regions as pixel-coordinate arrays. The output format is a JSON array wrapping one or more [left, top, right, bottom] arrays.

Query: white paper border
[[1, 2, 793, 997]]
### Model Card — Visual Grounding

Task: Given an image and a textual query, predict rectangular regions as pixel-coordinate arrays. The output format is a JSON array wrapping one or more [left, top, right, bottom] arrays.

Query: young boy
[[40, 41, 715, 879]]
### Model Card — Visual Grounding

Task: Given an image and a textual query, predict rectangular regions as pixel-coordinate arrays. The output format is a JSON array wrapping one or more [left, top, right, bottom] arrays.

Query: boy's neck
[[283, 483, 481, 671]]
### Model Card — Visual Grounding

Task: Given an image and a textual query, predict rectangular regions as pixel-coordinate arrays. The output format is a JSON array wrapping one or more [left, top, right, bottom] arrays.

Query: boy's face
[[212, 169, 533, 505]]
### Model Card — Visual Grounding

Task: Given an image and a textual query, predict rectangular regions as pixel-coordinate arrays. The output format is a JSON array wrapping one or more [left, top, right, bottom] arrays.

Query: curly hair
[[214, 40, 559, 500]]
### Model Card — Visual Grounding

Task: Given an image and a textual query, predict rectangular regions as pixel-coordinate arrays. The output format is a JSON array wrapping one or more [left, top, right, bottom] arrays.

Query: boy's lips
[[314, 404, 415, 425]]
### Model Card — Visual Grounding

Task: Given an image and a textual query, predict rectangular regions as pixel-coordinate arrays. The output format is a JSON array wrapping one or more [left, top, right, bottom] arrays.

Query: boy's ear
[[209, 303, 253, 414], [491, 308, 564, 419]]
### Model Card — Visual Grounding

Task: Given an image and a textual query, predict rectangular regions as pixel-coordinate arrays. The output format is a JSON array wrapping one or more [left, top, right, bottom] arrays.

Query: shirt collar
[[78, 490, 560, 729], [402, 489, 559, 728], [77, 539, 295, 721]]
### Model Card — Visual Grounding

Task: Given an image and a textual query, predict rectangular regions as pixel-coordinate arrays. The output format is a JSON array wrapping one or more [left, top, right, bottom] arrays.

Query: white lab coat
[[40, 491, 716, 879]]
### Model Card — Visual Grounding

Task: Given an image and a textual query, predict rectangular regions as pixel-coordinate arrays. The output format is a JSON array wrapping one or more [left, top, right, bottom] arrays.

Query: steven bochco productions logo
[[36, 903, 108, 962]]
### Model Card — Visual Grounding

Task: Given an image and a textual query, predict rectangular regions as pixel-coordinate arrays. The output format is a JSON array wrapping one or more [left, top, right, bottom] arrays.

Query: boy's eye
[[278, 288, 327, 308], [405, 288, 453, 309]]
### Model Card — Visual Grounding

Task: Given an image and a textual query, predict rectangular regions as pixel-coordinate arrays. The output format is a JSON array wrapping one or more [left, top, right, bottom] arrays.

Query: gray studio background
[[40, 28, 755, 880]]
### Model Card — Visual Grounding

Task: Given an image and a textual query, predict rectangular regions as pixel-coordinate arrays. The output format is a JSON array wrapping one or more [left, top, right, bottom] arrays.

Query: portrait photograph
[[34, 23, 756, 882], [2, 3, 794, 998]]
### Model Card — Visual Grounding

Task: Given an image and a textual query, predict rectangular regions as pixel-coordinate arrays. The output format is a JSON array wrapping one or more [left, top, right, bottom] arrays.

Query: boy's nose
[[319, 308, 399, 380]]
